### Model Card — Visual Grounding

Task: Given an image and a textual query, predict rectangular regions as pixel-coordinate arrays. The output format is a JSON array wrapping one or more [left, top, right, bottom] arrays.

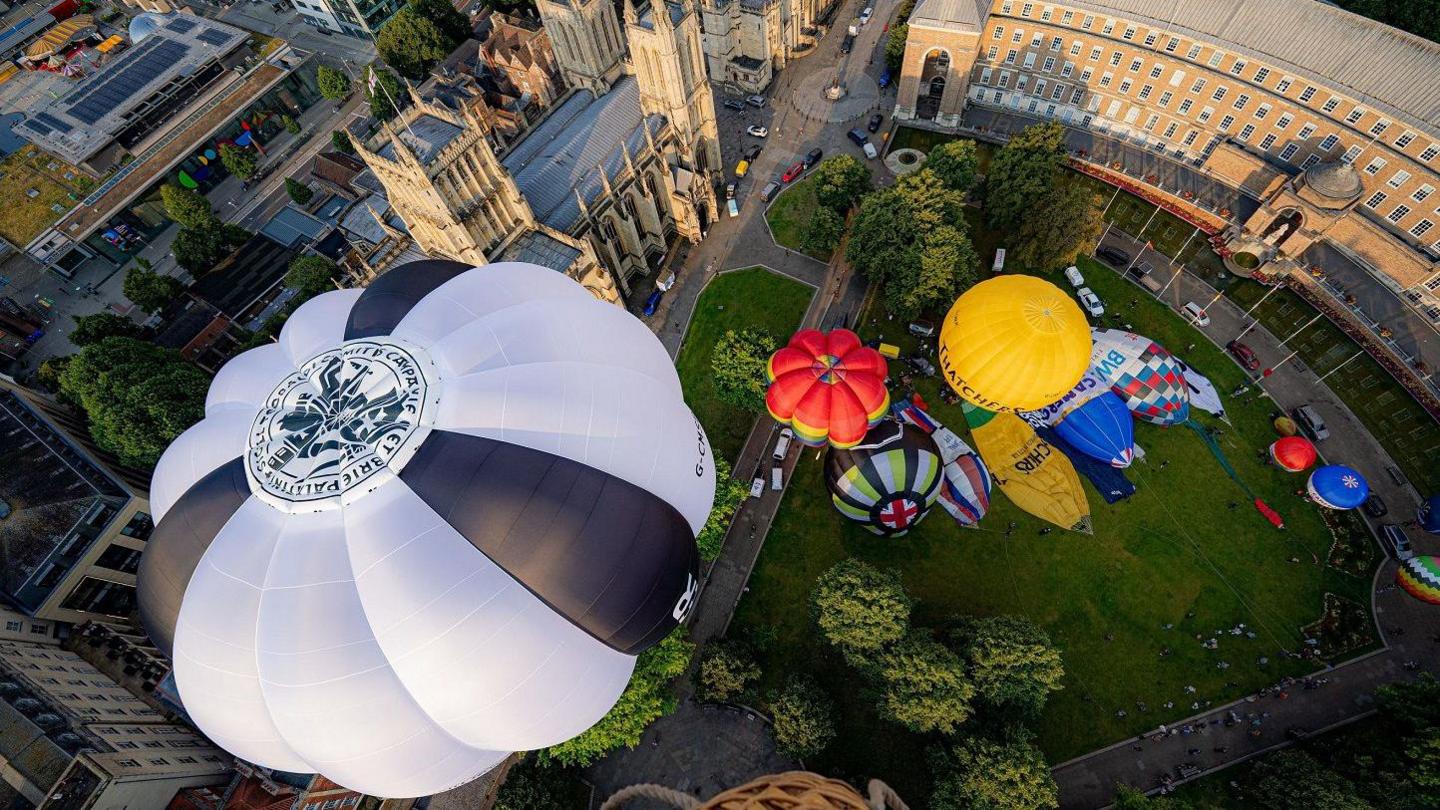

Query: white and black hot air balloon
[[137, 260, 714, 798]]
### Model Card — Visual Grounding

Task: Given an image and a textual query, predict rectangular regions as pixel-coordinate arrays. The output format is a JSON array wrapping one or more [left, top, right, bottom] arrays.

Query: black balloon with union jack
[[824, 420, 944, 537]]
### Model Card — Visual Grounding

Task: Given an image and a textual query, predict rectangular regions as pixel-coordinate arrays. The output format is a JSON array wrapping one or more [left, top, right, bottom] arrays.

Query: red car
[[1226, 340, 1260, 371], [782, 162, 805, 183]]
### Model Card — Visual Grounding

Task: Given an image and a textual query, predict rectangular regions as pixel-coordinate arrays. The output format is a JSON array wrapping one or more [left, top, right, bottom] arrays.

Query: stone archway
[[917, 48, 951, 121], [1261, 207, 1304, 250]]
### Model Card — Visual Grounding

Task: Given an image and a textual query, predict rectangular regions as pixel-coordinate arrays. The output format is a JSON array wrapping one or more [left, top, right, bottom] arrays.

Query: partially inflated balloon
[[938, 275, 1092, 412], [963, 402, 1091, 533], [1268, 436, 1317, 473], [137, 261, 713, 798], [1306, 464, 1369, 510], [1090, 328, 1190, 425], [1055, 391, 1135, 468], [1398, 556, 1440, 604], [766, 328, 889, 448], [824, 420, 943, 536]]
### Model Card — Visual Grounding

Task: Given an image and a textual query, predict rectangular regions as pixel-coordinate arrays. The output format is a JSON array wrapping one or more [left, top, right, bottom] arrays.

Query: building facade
[[289, 0, 405, 39], [897, 0, 1440, 323], [697, 0, 824, 93], [353, 0, 720, 299]]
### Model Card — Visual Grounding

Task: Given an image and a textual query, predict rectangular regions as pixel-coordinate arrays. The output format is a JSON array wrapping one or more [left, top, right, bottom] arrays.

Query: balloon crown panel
[[137, 260, 714, 798]]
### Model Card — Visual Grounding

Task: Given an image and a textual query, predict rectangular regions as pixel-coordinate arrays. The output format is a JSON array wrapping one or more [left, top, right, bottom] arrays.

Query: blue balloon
[[1421, 495, 1440, 535], [1055, 391, 1135, 468], [1306, 465, 1369, 510]]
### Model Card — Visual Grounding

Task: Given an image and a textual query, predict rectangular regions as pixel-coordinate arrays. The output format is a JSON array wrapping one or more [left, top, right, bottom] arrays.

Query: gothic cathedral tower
[[624, 0, 722, 175], [535, 0, 627, 95]]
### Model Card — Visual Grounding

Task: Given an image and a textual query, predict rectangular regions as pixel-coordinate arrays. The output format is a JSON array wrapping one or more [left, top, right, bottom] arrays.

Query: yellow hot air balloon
[[963, 403, 1091, 533], [938, 275, 1092, 412]]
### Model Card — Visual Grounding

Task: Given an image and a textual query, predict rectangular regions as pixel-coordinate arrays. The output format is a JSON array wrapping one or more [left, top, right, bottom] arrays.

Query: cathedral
[[698, 0, 826, 92], [352, 0, 722, 303]]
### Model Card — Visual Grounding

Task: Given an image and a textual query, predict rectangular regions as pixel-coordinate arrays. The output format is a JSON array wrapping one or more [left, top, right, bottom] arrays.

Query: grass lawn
[[764, 175, 831, 261], [676, 267, 815, 463], [729, 253, 1377, 800], [0, 145, 97, 247]]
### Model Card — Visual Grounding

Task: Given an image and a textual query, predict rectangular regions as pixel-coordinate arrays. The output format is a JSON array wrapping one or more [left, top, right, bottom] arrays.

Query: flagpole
[[370, 67, 417, 139]]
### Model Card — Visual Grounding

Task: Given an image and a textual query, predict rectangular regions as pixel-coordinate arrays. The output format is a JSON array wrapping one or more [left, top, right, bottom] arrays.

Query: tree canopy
[[367, 68, 405, 120], [802, 207, 845, 256], [711, 328, 777, 413], [123, 264, 185, 313], [539, 631, 692, 766], [377, 0, 466, 79], [1008, 178, 1104, 271], [767, 675, 837, 760], [875, 630, 974, 734], [69, 313, 141, 347], [698, 639, 761, 703], [812, 155, 872, 212], [984, 122, 1069, 232], [493, 757, 580, 810], [219, 143, 258, 181], [171, 223, 249, 275], [331, 129, 355, 154], [697, 456, 748, 561], [951, 615, 1065, 717], [927, 140, 980, 193], [160, 184, 217, 230], [285, 177, 314, 205], [59, 337, 209, 468], [1249, 751, 1369, 810], [885, 23, 908, 71], [930, 737, 1059, 810], [410, 0, 471, 44], [285, 255, 340, 302], [810, 559, 912, 665], [316, 65, 351, 101]]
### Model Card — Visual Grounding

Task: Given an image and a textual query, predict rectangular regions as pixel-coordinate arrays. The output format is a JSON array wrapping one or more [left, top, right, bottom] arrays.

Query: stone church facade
[[698, 0, 825, 92]]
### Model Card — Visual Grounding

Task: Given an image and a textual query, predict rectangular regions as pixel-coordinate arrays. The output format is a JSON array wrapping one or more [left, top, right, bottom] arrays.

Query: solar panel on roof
[[196, 28, 231, 46], [34, 112, 71, 134], [67, 39, 188, 125], [23, 118, 51, 135], [166, 17, 197, 33]]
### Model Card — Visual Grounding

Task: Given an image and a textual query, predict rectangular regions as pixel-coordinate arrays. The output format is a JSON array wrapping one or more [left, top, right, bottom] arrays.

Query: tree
[[1006, 178, 1104, 271], [885, 23, 908, 71], [801, 207, 845, 256], [219, 143, 258, 181], [316, 65, 351, 101], [285, 255, 339, 301], [281, 114, 301, 135], [58, 337, 209, 468], [377, 7, 452, 78], [767, 676, 836, 760], [697, 640, 760, 703], [951, 616, 1065, 718], [160, 184, 216, 230], [285, 177, 315, 205], [493, 757, 574, 810], [697, 456, 748, 561], [123, 265, 185, 313], [409, 0, 471, 45], [70, 313, 141, 347], [1111, 786, 1193, 809], [875, 630, 974, 734], [331, 130, 355, 154], [367, 68, 404, 120], [36, 356, 71, 394], [1249, 751, 1368, 810], [984, 121, 1068, 232], [810, 559, 911, 666], [539, 631, 692, 766], [171, 224, 244, 275], [927, 140, 980, 193], [847, 170, 974, 320], [711, 328, 777, 413], [883, 224, 978, 320], [812, 155, 872, 212], [931, 737, 1059, 810]]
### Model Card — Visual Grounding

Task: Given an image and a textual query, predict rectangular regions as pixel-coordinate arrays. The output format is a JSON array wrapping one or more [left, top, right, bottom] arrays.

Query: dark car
[[1096, 246, 1130, 266], [1226, 340, 1260, 371], [840, 34, 855, 52], [745, 144, 762, 161], [879, 69, 891, 88], [804, 147, 823, 167], [643, 290, 663, 316], [867, 112, 884, 132], [782, 162, 805, 182], [847, 128, 869, 146], [1292, 404, 1330, 441], [1363, 493, 1388, 518], [722, 98, 747, 111]]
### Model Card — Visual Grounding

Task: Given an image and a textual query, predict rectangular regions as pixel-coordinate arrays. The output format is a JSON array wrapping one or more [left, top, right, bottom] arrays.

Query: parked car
[[1181, 301, 1210, 327], [867, 112, 884, 132], [1064, 265, 1085, 288], [750, 475, 765, 497], [862, 142, 878, 159], [725, 182, 736, 199], [840, 34, 855, 52], [846, 128, 869, 146], [906, 355, 936, 376], [782, 162, 805, 182], [760, 181, 781, 201], [770, 465, 784, 490], [746, 94, 766, 107], [746, 125, 769, 138], [1292, 404, 1330, 441], [1383, 524, 1414, 560], [879, 69, 891, 88], [1362, 493, 1388, 518], [1077, 287, 1105, 317], [723, 98, 747, 111], [1226, 340, 1260, 370], [773, 427, 794, 461], [1096, 246, 1130, 266], [1127, 261, 1154, 278], [735, 159, 750, 178], [745, 144, 763, 161], [727, 197, 739, 218], [643, 289, 663, 316], [908, 319, 935, 337], [804, 147, 823, 167], [860, 6, 872, 23]]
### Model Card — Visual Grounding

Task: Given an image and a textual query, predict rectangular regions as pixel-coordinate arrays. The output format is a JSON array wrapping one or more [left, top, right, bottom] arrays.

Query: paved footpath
[[1053, 230, 1440, 808]]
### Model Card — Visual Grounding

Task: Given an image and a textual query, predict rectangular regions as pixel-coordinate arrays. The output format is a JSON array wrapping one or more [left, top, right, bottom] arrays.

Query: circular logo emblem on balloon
[[247, 338, 439, 510]]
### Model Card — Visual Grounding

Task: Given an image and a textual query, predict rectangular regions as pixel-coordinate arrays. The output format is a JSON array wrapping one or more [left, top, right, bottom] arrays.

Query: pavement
[[191, 0, 378, 65]]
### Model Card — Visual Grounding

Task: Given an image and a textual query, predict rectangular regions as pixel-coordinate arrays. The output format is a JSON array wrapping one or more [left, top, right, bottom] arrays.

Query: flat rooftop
[[15, 13, 248, 165]]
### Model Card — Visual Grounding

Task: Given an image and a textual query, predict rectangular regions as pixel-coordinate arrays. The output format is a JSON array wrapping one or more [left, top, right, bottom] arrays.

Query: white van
[[773, 428, 794, 460], [770, 466, 784, 490], [862, 142, 878, 159], [1182, 301, 1211, 327]]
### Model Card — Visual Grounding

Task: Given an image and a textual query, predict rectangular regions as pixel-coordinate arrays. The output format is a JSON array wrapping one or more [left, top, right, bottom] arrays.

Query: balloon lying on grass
[[137, 261, 713, 798], [963, 402, 1091, 534], [908, 417, 992, 527], [1422, 495, 1440, 536], [1306, 464, 1369, 510], [1054, 391, 1135, 468], [766, 327, 889, 448], [1268, 436, 1317, 473], [938, 274, 1092, 412], [824, 420, 943, 536], [1397, 556, 1440, 605], [1089, 328, 1190, 426]]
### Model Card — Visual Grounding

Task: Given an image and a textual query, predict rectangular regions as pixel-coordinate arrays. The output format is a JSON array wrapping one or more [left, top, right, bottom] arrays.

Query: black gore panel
[[343, 259, 475, 340], [400, 430, 698, 655], [137, 459, 251, 657]]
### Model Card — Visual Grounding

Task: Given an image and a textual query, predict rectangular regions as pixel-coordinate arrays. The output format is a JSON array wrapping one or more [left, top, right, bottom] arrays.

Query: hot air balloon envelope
[[1269, 436, 1317, 473], [1306, 464, 1369, 510], [766, 328, 889, 448], [1422, 495, 1440, 535], [1274, 416, 1298, 436], [1090, 328, 1190, 425], [824, 420, 943, 536], [1055, 391, 1135, 468], [137, 261, 713, 798], [963, 403, 1091, 533], [938, 275, 1092, 412], [1398, 556, 1440, 604]]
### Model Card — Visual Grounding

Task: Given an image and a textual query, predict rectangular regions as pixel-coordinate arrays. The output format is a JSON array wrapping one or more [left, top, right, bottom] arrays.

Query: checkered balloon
[[1088, 328, 1191, 426]]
